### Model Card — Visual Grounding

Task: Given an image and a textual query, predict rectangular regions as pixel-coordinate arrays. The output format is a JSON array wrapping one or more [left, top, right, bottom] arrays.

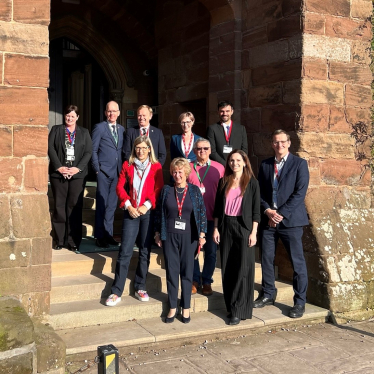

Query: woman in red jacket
[[106, 135, 164, 306]]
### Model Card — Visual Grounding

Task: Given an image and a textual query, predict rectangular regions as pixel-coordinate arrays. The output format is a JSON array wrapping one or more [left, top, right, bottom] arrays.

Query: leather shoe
[[96, 238, 109, 248], [191, 281, 199, 295], [229, 316, 240, 325], [202, 284, 213, 296], [68, 244, 79, 251], [54, 245, 63, 250], [106, 236, 120, 246], [253, 290, 277, 308], [289, 304, 305, 318]]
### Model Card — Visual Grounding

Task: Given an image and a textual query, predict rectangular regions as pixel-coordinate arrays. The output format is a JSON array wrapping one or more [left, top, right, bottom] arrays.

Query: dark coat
[[48, 124, 92, 179], [170, 133, 200, 162], [213, 177, 261, 232]]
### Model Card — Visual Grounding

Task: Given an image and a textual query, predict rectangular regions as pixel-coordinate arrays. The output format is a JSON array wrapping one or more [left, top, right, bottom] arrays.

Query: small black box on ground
[[97, 344, 119, 374]]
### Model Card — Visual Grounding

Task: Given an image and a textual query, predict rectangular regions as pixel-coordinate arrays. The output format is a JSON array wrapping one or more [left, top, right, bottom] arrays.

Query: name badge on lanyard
[[174, 185, 188, 230], [222, 121, 233, 154], [194, 161, 210, 196], [66, 146, 75, 161], [223, 145, 232, 154]]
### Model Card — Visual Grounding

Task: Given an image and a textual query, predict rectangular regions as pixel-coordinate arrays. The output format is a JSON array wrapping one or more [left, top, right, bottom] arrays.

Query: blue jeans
[[111, 210, 151, 296], [193, 220, 217, 285]]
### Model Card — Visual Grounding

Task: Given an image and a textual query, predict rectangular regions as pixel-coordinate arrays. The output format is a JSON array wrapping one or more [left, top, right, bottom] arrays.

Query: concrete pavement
[[66, 319, 374, 373]]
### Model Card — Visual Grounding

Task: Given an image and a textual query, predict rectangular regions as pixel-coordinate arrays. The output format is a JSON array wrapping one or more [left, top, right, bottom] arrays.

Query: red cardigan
[[116, 161, 164, 209]]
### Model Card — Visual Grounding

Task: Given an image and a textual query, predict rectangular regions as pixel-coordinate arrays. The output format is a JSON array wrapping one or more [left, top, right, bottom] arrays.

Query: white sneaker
[[105, 294, 121, 306], [135, 290, 149, 302]]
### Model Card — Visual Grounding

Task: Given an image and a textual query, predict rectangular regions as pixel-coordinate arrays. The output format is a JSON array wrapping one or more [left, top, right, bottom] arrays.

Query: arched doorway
[[49, 37, 109, 132]]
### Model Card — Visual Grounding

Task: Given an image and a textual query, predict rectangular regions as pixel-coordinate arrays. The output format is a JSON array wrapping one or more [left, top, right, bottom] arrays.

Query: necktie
[[111, 125, 118, 144], [142, 128, 146, 136], [226, 125, 230, 137]]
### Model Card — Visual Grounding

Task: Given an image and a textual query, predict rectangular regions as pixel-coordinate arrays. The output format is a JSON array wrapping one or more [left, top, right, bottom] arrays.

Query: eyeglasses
[[196, 147, 210, 151], [181, 121, 192, 125], [272, 141, 289, 146], [107, 110, 119, 114], [135, 146, 149, 152]]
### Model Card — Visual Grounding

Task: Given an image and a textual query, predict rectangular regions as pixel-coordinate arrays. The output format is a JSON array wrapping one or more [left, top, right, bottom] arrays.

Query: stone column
[[0, 1, 51, 316]]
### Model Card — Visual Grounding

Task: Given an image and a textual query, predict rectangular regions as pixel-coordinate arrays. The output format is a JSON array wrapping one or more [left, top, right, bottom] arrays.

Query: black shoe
[[229, 316, 240, 325], [182, 315, 191, 324], [68, 244, 79, 251], [106, 236, 120, 246], [253, 290, 277, 308], [96, 238, 109, 248], [289, 304, 305, 318], [165, 310, 177, 323], [54, 245, 63, 250]]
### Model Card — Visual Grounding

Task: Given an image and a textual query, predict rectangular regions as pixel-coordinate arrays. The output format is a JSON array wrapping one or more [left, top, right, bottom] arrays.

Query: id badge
[[174, 218, 186, 230], [67, 147, 75, 156], [200, 186, 206, 195], [223, 145, 232, 154]]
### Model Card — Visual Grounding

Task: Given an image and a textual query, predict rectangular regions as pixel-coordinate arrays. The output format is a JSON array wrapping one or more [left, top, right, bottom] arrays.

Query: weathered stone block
[[305, 0, 351, 17], [0, 196, 10, 239], [307, 278, 330, 309], [0, 87, 49, 125], [32, 320, 65, 373], [13, 126, 48, 157], [308, 167, 321, 186], [345, 84, 372, 108], [21, 291, 50, 316], [0, 1, 11, 21], [282, 0, 303, 16], [4, 54, 49, 87], [210, 71, 241, 93], [248, 83, 282, 107], [303, 34, 351, 62], [0, 352, 33, 374], [351, 0, 373, 19], [241, 108, 261, 133], [328, 282, 368, 312], [267, 14, 302, 42], [300, 104, 329, 132], [10, 195, 51, 239], [252, 58, 302, 86], [0, 240, 31, 269], [245, 0, 282, 29], [210, 50, 241, 74], [31, 237, 52, 266], [0, 158, 23, 193], [325, 16, 371, 41], [0, 22, 48, 56], [252, 132, 274, 156], [301, 80, 344, 105], [186, 63, 209, 83], [249, 40, 289, 68], [242, 26, 267, 49], [283, 80, 302, 105], [302, 58, 328, 80], [13, 0, 50, 25], [209, 31, 240, 57], [329, 106, 351, 133], [0, 126, 12, 157], [321, 159, 369, 186], [329, 62, 372, 85], [351, 40, 371, 65], [261, 105, 300, 133], [0, 265, 51, 294], [303, 12, 325, 35], [0, 297, 34, 350], [345, 106, 371, 125], [24, 158, 49, 193], [210, 19, 240, 39]]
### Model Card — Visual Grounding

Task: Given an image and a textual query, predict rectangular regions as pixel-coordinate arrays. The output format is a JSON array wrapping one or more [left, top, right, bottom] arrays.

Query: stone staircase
[[47, 183, 330, 358]]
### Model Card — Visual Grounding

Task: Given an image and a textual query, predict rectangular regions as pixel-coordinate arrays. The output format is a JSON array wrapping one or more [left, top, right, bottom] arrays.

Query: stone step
[[55, 302, 330, 356], [50, 265, 265, 304], [48, 282, 295, 331]]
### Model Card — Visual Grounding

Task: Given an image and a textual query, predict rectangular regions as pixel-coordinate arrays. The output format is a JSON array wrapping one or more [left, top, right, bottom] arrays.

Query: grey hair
[[193, 137, 211, 150]]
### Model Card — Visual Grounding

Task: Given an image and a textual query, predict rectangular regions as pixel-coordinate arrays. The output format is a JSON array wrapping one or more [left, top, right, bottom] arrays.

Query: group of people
[[48, 100, 309, 325]]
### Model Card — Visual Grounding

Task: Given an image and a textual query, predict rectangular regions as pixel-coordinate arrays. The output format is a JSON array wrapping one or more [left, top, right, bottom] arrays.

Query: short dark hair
[[218, 101, 234, 110], [64, 105, 79, 116], [271, 129, 290, 141]]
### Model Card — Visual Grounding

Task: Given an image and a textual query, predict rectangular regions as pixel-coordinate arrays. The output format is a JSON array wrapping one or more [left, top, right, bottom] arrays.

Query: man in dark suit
[[255, 129, 309, 318], [206, 101, 248, 166], [123, 105, 166, 166], [92, 101, 125, 248]]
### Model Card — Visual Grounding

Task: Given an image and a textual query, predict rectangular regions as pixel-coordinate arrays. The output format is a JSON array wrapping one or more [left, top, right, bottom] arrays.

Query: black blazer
[[123, 125, 166, 166], [48, 124, 92, 179], [258, 153, 309, 228], [206, 122, 248, 166], [213, 177, 261, 232]]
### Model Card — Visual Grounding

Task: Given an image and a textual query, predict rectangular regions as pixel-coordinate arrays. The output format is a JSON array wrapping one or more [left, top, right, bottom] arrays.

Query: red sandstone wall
[[0, 0, 51, 316]]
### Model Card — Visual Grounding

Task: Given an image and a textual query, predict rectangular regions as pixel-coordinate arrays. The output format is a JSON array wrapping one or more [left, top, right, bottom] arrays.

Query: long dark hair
[[221, 150, 254, 197]]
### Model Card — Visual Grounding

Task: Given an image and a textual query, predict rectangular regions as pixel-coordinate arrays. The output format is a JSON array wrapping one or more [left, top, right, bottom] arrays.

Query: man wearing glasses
[[92, 101, 125, 248], [255, 129, 309, 318], [187, 138, 225, 296], [206, 101, 248, 166]]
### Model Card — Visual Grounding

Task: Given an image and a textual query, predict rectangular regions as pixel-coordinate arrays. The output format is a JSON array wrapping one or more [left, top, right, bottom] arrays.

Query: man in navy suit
[[123, 105, 166, 165], [92, 101, 125, 248], [254, 129, 309, 318]]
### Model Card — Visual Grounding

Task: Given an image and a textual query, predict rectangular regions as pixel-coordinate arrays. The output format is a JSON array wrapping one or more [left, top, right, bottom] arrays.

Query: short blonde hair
[[170, 157, 192, 177], [137, 105, 153, 115]]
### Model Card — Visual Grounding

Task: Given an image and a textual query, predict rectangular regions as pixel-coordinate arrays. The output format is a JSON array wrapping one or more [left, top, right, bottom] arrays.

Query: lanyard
[[194, 161, 211, 185], [66, 128, 76, 145], [222, 121, 232, 144], [182, 133, 193, 158], [175, 185, 188, 219], [140, 127, 149, 137]]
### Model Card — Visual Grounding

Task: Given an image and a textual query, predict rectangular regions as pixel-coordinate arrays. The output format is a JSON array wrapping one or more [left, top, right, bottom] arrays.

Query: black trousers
[[50, 177, 85, 247], [163, 232, 197, 309], [220, 215, 255, 320]]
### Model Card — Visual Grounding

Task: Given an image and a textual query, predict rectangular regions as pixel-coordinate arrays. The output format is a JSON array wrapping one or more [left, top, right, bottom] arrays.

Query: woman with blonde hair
[[106, 135, 164, 306], [154, 158, 207, 323], [213, 150, 261, 325]]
